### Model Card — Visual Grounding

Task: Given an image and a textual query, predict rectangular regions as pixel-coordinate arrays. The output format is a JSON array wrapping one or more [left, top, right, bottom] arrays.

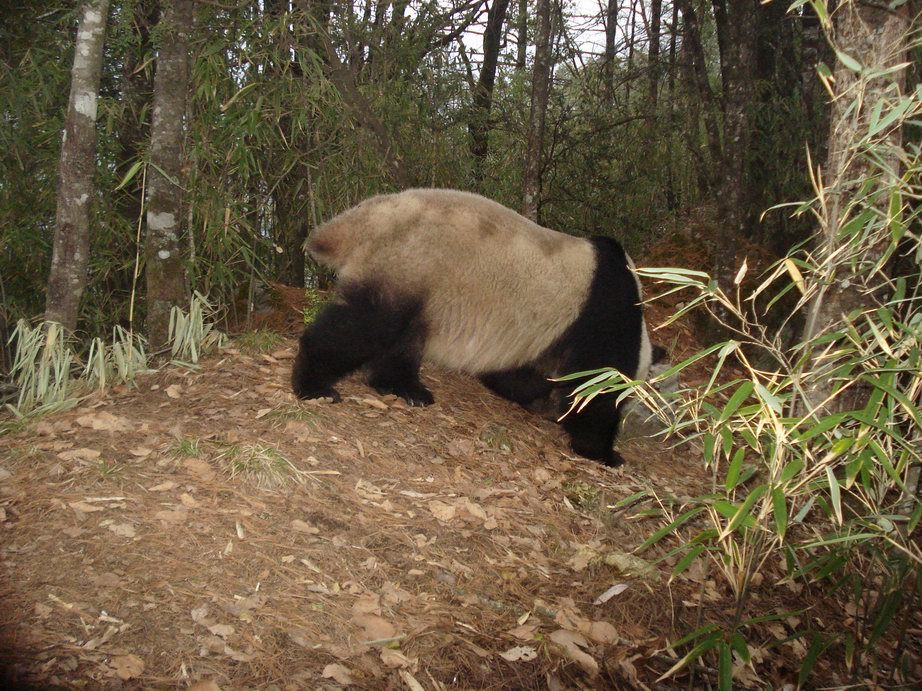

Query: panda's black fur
[[292, 189, 653, 466]]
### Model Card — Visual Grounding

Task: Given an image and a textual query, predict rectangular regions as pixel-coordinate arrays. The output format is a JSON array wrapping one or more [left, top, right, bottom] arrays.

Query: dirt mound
[[1, 339, 865, 688], [0, 343, 721, 688]]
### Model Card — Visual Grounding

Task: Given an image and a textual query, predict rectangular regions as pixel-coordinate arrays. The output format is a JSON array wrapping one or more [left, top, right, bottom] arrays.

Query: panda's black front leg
[[366, 317, 434, 407], [561, 397, 624, 467], [292, 300, 376, 401], [367, 351, 434, 406]]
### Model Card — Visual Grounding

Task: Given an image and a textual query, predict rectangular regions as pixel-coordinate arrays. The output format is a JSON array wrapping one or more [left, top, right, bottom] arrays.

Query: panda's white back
[[309, 189, 596, 373]]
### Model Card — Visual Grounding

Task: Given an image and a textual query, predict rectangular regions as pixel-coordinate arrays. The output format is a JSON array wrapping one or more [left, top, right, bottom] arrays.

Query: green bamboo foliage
[[572, 21, 922, 683], [167, 292, 227, 365], [8, 320, 78, 416]]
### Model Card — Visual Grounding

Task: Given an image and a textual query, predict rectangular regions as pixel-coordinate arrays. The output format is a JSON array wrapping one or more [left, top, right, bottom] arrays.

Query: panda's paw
[[376, 384, 434, 407], [295, 385, 342, 403], [401, 387, 435, 407], [605, 450, 626, 468]]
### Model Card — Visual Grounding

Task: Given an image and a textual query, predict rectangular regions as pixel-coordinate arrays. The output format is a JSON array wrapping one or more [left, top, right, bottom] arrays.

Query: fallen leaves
[[500, 645, 538, 662], [106, 522, 136, 538], [107, 653, 144, 680], [322, 663, 354, 685], [352, 614, 396, 642], [594, 582, 629, 605], [428, 500, 456, 522], [75, 412, 132, 432], [549, 629, 598, 677], [290, 518, 320, 534]]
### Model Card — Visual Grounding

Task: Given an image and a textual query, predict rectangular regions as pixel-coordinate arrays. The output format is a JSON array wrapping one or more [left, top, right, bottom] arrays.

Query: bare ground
[[0, 334, 912, 689]]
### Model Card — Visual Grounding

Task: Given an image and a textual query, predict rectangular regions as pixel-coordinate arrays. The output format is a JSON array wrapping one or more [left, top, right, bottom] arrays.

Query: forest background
[[1, 0, 921, 686], [4, 0, 902, 346]]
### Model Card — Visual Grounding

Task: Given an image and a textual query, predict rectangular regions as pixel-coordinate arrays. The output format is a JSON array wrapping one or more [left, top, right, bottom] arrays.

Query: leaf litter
[[0, 335, 870, 688]]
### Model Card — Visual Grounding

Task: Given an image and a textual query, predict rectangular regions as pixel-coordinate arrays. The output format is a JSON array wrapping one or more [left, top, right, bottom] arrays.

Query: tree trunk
[[145, 0, 194, 352], [801, 1, 911, 412], [648, 0, 662, 114], [675, 0, 721, 176], [625, 0, 637, 103], [469, 0, 511, 188], [712, 0, 758, 305], [521, 0, 552, 221], [44, 0, 110, 331], [664, 0, 678, 210], [516, 0, 527, 71], [266, 0, 308, 287], [603, 0, 617, 96]]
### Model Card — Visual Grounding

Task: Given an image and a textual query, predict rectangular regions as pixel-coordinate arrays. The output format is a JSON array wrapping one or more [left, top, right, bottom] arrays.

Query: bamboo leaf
[[725, 448, 746, 491], [636, 507, 706, 553], [772, 487, 788, 538], [825, 467, 842, 525]]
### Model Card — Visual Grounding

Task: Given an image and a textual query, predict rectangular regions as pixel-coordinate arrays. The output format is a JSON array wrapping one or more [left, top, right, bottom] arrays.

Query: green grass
[[172, 437, 202, 458], [94, 459, 121, 479], [267, 404, 320, 425], [561, 479, 601, 510], [235, 329, 284, 354], [214, 442, 304, 488]]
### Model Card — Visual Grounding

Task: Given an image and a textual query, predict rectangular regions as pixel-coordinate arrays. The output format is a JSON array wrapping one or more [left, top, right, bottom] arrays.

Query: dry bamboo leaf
[[352, 592, 381, 615], [187, 681, 222, 691], [76, 412, 131, 431], [399, 669, 426, 691], [107, 522, 136, 538], [322, 663, 354, 685], [380, 647, 415, 669], [183, 458, 216, 482], [593, 583, 629, 605], [500, 645, 538, 662], [108, 654, 144, 680], [549, 629, 598, 677], [352, 613, 396, 641], [428, 500, 456, 522], [587, 621, 618, 644], [290, 519, 319, 534]]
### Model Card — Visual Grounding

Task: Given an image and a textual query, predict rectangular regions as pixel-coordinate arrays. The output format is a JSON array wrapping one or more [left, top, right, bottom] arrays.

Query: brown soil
[[1, 251, 914, 688], [0, 339, 869, 690], [0, 343, 710, 689]]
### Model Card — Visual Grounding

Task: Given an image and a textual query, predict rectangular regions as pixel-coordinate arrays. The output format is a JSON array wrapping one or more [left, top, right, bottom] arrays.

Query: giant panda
[[292, 188, 655, 467]]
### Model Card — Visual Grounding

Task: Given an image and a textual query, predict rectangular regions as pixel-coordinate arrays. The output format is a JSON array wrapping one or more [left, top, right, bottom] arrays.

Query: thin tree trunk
[[469, 0, 511, 188], [267, 0, 308, 287], [516, 0, 527, 71], [522, 0, 553, 221], [625, 0, 637, 103], [603, 0, 618, 97], [712, 0, 758, 307], [664, 0, 678, 210], [675, 0, 721, 174], [45, 0, 110, 331], [145, 0, 194, 352], [801, 1, 911, 413], [648, 0, 662, 115]]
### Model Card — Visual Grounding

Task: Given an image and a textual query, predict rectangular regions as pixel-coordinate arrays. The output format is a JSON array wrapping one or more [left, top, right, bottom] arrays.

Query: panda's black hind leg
[[561, 398, 624, 467], [479, 366, 553, 406]]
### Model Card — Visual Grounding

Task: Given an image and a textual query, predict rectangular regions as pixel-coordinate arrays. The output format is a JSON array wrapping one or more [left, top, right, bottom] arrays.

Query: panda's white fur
[[309, 189, 616, 374], [295, 188, 653, 466]]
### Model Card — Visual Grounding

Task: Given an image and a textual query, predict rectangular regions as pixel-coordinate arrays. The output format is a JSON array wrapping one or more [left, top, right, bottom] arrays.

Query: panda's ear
[[651, 344, 668, 365]]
